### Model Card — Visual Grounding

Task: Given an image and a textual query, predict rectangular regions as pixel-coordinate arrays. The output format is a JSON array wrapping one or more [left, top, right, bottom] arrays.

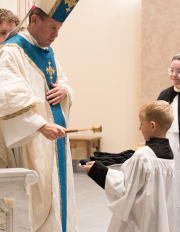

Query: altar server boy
[[83, 100, 175, 232]]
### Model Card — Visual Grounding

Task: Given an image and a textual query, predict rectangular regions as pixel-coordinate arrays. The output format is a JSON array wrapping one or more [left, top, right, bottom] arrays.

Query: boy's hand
[[82, 162, 95, 173]]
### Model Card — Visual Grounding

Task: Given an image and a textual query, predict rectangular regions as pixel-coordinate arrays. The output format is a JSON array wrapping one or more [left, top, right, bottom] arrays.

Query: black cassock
[[158, 85, 180, 141]]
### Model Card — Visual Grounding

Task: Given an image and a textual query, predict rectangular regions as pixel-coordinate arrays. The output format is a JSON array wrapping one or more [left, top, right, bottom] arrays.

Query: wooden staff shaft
[[65, 126, 102, 133], [65, 128, 92, 133], [65, 129, 78, 133]]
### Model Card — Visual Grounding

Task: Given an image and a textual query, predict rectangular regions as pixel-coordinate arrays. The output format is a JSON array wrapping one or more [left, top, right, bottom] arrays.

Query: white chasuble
[[0, 28, 77, 232], [105, 146, 175, 232]]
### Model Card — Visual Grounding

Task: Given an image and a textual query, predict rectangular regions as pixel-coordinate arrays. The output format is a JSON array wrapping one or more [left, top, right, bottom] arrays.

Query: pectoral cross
[[46, 60, 55, 82]]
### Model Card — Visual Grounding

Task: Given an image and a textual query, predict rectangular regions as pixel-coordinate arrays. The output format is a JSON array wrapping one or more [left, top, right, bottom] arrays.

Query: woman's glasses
[[168, 68, 180, 77]]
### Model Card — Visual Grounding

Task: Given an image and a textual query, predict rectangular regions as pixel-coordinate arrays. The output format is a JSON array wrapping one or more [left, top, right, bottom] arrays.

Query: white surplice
[[0, 28, 77, 232], [105, 146, 175, 232], [166, 86, 180, 232]]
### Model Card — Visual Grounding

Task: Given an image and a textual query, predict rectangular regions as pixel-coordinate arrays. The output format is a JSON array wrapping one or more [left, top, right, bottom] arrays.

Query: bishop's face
[[169, 59, 180, 89], [29, 15, 63, 47], [0, 20, 16, 45]]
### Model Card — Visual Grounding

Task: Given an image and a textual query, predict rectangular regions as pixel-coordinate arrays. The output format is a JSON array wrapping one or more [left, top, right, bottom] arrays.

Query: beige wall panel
[[0, 0, 29, 24], [52, 0, 142, 152], [0, 0, 17, 15], [142, 0, 180, 106]]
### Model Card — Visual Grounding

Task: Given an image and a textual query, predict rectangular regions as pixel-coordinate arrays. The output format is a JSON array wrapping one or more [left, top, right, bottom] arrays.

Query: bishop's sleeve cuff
[[88, 161, 108, 189], [1, 110, 47, 148]]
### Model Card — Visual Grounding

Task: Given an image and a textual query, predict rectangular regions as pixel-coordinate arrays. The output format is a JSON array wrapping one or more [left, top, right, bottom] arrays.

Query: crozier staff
[[0, 1, 80, 232]]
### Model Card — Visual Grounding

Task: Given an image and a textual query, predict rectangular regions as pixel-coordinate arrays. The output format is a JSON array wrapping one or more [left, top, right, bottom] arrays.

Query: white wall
[[0, 0, 17, 15], [52, 0, 142, 152]]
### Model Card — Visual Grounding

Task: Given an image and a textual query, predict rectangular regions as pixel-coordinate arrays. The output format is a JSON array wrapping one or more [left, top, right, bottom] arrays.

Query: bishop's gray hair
[[29, 8, 49, 24]]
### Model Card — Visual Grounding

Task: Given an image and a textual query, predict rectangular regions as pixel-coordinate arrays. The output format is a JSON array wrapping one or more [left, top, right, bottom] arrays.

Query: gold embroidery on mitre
[[49, 0, 63, 17], [64, 0, 77, 13], [46, 60, 55, 82]]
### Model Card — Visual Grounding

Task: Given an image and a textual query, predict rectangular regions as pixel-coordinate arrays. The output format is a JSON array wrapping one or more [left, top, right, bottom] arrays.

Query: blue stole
[[3, 34, 67, 232]]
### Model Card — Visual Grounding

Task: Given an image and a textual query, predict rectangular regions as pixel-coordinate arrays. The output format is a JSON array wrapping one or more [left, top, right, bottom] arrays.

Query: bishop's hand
[[37, 123, 65, 140], [46, 83, 67, 106]]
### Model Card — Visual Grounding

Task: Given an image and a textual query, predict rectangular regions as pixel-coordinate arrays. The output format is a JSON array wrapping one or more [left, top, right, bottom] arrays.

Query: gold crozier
[[64, 0, 77, 13], [46, 60, 55, 82]]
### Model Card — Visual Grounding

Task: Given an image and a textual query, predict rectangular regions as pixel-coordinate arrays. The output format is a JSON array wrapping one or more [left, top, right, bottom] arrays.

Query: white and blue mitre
[[34, 0, 79, 22], [6, 0, 80, 40]]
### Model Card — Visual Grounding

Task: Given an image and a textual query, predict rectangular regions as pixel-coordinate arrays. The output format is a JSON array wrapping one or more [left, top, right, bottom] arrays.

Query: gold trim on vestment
[[0, 100, 43, 121], [0, 43, 49, 92], [49, 0, 63, 17], [46, 60, 55, 82], [68, 93, 72, 109]]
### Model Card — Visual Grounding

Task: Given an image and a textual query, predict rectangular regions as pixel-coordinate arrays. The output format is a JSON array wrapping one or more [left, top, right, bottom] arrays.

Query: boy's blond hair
[[0, 9, 20, 26], [140, 100, 174, 132]]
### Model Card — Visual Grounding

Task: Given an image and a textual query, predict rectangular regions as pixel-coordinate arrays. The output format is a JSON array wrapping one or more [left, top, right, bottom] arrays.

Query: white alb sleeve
[[1, 110, 47, 148], [105, 153, 146, 221]]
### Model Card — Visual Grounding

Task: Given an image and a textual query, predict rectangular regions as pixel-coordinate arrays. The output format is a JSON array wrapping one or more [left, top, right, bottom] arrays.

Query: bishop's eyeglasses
[[168, 68, 180, 77]]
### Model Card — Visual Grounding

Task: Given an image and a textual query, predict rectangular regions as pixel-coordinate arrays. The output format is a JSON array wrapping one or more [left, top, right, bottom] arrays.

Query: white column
[[0, 168, 38, 232]]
